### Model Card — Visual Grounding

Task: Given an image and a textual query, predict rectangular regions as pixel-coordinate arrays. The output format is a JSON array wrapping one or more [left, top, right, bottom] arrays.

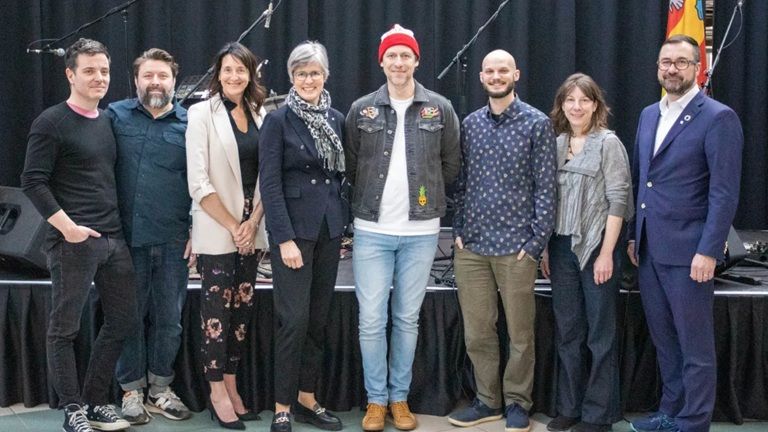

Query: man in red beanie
[[345, 24, 460, 431]]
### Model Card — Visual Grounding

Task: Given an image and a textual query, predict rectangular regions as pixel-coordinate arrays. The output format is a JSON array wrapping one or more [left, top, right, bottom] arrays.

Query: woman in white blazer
[[185, 42, 267, 430]]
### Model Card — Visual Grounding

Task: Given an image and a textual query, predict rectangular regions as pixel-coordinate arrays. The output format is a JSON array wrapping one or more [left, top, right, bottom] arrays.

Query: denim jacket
[[344, 81, 460, 222]]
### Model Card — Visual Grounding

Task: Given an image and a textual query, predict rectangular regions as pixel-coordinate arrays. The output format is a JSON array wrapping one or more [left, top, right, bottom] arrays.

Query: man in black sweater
[[21, 38, 136, 432]]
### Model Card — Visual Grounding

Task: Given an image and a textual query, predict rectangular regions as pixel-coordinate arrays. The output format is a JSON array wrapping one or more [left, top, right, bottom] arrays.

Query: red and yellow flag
[[667, 0, 708, 85]]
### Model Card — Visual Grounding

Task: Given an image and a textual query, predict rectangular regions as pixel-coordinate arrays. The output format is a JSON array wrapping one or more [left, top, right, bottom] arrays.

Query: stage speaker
[[0, 186, 48, 274]]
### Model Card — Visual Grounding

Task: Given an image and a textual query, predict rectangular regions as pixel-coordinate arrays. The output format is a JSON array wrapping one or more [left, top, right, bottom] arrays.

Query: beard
[[659, 73, 696, 96], [138, 85, 174, 109], [483, 80, 515, 99]]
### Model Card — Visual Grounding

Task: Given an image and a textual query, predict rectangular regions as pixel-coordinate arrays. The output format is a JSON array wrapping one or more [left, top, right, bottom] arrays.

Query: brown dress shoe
[[362, 403, 387, 431], [389, 401, 417, 430]]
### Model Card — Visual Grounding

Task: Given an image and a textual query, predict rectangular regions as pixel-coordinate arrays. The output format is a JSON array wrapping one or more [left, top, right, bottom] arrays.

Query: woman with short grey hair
[[286, 41, 330, 79], [259, 40, 346, 432]]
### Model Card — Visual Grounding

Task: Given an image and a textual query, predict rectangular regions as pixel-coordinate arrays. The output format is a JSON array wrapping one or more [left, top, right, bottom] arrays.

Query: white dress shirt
[[654, 84, 701, 155]]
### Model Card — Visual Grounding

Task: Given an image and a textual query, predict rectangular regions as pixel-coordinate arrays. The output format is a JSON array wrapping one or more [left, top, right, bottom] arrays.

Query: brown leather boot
[[362, 403, 387, 431], [389, 401, 417, 430]]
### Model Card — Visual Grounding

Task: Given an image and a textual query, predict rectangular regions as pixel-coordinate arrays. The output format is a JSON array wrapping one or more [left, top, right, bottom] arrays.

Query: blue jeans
[[116, 239, 189, 391], [548, 234, 620, 424], [353, 229, 439, 405]]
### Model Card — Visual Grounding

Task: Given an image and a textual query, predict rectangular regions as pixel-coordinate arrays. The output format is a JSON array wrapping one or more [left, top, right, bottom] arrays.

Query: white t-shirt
[[354, 96, 441, 236]]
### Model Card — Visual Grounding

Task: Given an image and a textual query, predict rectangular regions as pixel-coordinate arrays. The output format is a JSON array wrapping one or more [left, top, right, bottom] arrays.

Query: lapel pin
[[684, 114, 691, 122]]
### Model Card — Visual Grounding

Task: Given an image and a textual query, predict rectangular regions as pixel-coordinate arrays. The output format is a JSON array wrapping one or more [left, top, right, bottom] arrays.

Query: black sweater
[[21, 102, 122, 246]]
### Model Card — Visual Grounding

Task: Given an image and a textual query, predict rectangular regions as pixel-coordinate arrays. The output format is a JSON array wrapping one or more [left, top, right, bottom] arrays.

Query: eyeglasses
[[294, 71, 324, 81], [657, 58, 697, 71]]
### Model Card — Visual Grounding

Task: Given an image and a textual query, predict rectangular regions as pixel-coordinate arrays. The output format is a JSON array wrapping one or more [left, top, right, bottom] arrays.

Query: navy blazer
[[630, 90, 743, 266], [259, 104, 347, 244]]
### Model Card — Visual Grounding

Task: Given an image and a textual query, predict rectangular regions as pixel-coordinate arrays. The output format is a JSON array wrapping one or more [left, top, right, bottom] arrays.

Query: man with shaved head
[[449, 49, 557, 432]]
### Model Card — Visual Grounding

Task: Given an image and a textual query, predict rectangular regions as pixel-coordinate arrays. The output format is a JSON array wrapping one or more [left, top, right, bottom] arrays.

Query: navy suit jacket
[[630, 90, 743, 266], [259, 105, 348, 245]]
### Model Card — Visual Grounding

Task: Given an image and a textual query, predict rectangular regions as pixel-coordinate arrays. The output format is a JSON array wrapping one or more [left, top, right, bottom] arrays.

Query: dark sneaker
[[146, 388, 192, 420], [63, 404, 94, 432], [630, 413, 678, 432], [572, 421, 612, 432], [547, 415, 580, 431], [85, 404, 130, 431], [505, 403, 531, 432], [121, 389, 151, 425], [448, 398, 503, 427]]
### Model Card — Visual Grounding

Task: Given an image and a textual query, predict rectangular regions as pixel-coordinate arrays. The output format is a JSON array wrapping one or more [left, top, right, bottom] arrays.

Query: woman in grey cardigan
[[541, 73, 633, 432]]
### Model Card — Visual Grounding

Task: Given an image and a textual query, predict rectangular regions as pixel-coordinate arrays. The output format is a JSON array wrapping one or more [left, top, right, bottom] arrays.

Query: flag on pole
[[667, 0, 708, 86]]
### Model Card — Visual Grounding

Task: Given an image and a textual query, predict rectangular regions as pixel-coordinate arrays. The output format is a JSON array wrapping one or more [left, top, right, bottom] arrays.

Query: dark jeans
[[47, 235, 137, 407], [548, 234, 620, 424], [197, 251, 258, 382], [271, 218, 341, 405], [115, 239, 189, 391]]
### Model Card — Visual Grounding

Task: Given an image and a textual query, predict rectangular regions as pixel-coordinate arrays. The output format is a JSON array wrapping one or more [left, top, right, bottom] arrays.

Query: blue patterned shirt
[[453, 96, 557, 257]]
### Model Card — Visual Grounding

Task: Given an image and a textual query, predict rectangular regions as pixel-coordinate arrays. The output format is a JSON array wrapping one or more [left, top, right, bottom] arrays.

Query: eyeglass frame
[[656, 58, 698, 71], [293, 70, 324, 81]]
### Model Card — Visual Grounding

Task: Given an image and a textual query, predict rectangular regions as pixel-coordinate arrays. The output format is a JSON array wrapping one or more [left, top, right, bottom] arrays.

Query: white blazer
[[186, 94, 268, 254]]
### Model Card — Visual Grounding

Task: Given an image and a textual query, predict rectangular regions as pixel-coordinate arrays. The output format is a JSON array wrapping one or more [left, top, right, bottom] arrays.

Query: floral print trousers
[[197, 196, 258, 381]]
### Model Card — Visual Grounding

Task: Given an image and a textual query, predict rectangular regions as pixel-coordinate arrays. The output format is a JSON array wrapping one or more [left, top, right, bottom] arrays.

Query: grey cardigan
[[554, 129, 634, 269]]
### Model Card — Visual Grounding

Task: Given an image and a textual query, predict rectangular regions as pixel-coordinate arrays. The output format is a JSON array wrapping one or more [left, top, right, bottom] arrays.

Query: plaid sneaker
[[63, 404, 94, 432], [121, 389, 151, 425], [146, 388, 192, 420], [85, 404, 130, 431]]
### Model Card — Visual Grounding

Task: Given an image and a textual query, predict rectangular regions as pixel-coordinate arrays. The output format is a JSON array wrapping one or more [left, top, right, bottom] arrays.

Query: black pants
[[47, 235, 137, 407], [271, 218, 341, 405], [549, 235, 620, 424]]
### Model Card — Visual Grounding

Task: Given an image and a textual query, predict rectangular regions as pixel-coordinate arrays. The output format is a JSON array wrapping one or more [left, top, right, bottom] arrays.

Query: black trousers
[[271, 218, 341, 405], [47, 235, 137, 407]]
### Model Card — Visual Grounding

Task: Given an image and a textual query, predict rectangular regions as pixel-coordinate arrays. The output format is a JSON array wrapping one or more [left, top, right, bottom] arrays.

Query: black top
[[224, 99, 259, 191], [21, 102, 123, 247]]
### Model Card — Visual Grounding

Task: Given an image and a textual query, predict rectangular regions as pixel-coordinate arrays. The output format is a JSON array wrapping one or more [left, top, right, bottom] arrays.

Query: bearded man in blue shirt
[[107, 48, 193, 425]]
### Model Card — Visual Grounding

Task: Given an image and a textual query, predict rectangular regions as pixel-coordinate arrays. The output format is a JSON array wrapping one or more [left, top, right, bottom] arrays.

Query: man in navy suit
[[628, 35, 743, 432]]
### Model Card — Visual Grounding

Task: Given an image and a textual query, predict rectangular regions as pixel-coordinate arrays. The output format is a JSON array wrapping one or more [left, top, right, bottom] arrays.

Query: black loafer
[[294, 403, 342, 431], [271, 411, 292, 432]]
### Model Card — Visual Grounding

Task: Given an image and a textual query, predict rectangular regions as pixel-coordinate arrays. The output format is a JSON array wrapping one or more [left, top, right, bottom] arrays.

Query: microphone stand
[[703, 0, 744, 95], [437, 0, 511, 118], [121, 9, 132, 98], [33, 0, 141, 51], [26, 0, 142, 99], [179, 0, 281, 105]]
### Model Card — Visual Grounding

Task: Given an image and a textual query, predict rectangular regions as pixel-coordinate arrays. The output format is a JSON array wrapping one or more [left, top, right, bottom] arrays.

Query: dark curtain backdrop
[[1, 0, 763, 226], [1, 0, 664, 182], [712, 0, 768, 229], [3, 284, 767, 421]]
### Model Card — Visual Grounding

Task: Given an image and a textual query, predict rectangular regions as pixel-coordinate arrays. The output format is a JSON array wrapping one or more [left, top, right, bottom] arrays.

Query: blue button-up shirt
[[107, 98, 190, 247], [453, 96, 557, 257]]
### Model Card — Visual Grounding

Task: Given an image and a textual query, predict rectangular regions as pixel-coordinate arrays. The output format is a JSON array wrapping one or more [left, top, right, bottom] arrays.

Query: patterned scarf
[[286, 87, 345, 172]]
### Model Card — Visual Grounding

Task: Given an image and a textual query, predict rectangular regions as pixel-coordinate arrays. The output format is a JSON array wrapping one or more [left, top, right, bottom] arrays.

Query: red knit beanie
[[378, 24, 420, 63]]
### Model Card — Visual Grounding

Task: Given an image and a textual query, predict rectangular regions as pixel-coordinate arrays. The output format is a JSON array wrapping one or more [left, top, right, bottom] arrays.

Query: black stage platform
[[1, 258, 767, 423]]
